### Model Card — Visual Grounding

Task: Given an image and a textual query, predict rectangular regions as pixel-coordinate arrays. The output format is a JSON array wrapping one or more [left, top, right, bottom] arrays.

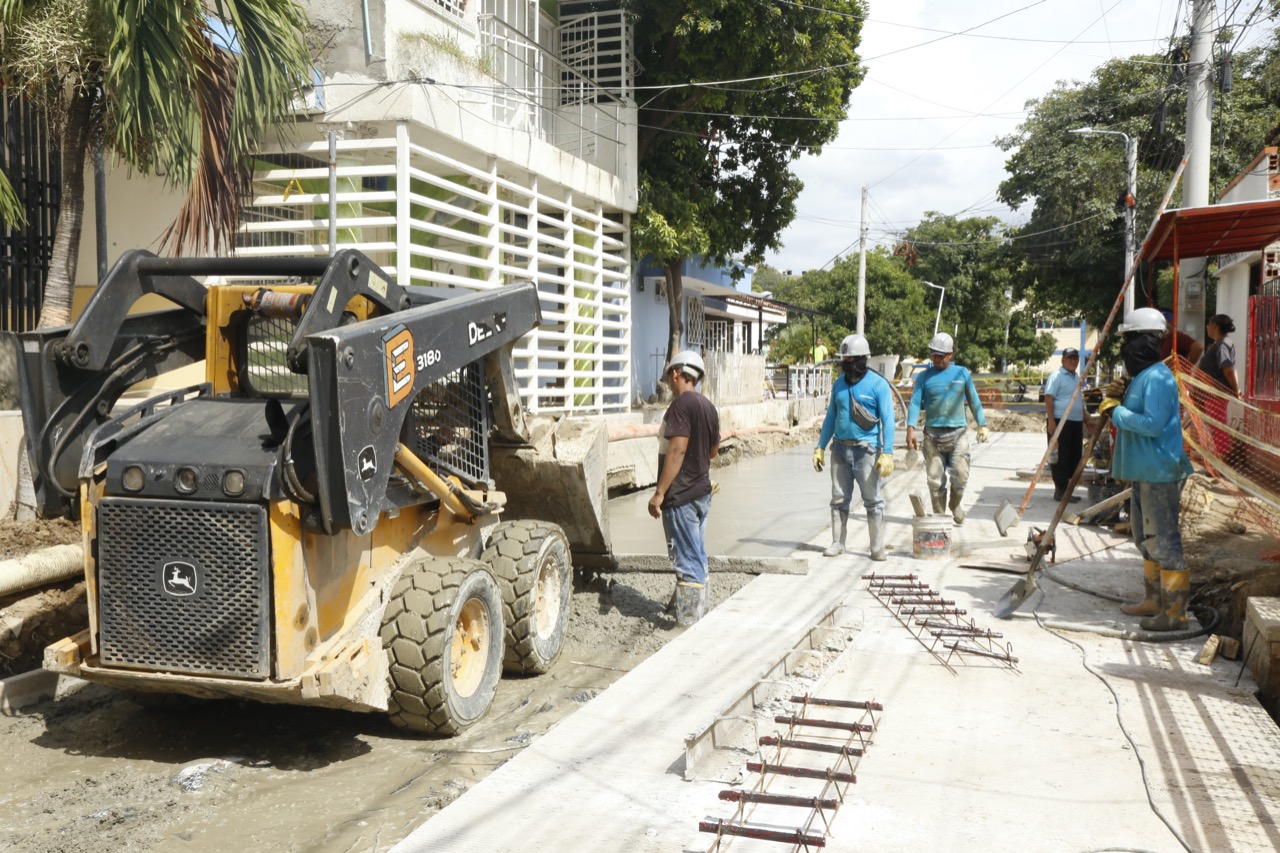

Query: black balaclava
[[1121, 332, 1163, 378], [842, 356, 869, 382]]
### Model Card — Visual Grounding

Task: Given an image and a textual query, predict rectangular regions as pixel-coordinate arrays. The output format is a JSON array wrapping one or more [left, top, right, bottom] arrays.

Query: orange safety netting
[[1173, 353, 1280, 559]]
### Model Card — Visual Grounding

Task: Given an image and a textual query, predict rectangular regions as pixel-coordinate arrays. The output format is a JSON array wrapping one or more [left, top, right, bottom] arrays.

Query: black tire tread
[[380, 556, 501, 735], [481, 520, 572, 674]]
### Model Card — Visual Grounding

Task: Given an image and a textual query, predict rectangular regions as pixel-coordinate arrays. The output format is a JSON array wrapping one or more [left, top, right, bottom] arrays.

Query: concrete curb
[[612, 552, 810, 574], [0, 668, 88, 715]]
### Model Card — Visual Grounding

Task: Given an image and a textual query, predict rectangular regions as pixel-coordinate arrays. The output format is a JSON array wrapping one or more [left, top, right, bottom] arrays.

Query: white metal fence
[[701, 352, 767, 406], [237, 124, 632, 414]]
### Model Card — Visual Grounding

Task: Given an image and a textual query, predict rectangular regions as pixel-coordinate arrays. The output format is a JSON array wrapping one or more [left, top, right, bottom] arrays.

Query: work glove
[[1104, 378, 1129, 399], [813, 447, 825, 473], [976, 426, 990, 443], [875, 453, 894, 478], [1097, 396, 1121, 418]]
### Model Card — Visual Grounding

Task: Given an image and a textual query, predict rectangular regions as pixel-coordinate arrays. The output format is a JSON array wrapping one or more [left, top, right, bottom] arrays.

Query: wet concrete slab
[[394, 433, 1280, 852]]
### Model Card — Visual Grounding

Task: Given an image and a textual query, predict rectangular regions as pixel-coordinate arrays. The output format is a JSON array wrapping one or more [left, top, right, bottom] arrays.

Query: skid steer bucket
[[489, 417, 615, 571]]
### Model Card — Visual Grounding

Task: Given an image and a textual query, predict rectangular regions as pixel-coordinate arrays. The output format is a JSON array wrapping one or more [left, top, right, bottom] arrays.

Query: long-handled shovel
[[994, 408, 1114, 619], [992, 155, 1188, 538]]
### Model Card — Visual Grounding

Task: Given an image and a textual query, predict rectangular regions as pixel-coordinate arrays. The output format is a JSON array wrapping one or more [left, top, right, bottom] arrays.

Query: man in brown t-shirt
[[648, 351, 720, 626]]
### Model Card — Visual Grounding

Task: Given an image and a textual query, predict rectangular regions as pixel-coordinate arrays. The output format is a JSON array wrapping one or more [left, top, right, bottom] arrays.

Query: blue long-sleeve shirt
[[818, 371, 896, 452], [1111, 362, 1193, 484], [907, 364, 986, 429]]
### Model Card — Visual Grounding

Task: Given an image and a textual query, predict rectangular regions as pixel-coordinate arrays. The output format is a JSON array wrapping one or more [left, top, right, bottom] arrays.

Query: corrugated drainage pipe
[[0, 545, 84, 598]]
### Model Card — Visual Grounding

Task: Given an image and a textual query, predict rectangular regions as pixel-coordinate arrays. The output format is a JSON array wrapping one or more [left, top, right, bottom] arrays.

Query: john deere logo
[[162, 561, 198, 597]]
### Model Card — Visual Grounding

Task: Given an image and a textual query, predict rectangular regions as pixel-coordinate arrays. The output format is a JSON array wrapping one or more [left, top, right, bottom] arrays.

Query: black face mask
[[843, 356, 868, 382], [1121, 333, 1162, 377]]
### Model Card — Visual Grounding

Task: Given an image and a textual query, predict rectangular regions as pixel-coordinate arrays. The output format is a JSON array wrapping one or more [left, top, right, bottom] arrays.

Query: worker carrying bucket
[[905, 332, 989, 524], [813, 334, 896, 560]]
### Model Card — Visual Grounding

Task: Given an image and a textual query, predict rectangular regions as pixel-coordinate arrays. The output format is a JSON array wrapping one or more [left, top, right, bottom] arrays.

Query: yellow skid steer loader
[[15, 250, 613, 734]]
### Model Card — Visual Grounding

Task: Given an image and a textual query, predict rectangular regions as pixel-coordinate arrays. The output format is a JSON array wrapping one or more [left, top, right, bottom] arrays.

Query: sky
[[763, 0, 1261, 276]]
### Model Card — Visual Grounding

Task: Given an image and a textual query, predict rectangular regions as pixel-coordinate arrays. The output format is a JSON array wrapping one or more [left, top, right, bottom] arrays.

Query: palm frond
[[0, 171, 27, 228], [103, 0, 313, 253]]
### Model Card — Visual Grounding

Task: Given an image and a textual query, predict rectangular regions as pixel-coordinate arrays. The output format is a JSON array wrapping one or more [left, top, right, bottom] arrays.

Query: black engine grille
[[97, 498, 271, 679]]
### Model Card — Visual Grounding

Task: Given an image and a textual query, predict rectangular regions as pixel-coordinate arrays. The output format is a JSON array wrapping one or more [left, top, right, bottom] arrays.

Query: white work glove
[[813, 447, 825, 473], [976, 426, 990, 443], [875, 453, 894, 478]]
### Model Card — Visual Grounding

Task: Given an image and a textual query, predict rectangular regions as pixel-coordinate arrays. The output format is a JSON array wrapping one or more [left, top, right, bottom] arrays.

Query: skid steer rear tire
[[380, 557, 504, 735], [481, 520, 572, 675]]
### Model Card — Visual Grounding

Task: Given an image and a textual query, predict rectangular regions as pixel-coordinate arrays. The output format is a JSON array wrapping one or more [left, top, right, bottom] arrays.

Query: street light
[[1070, 127, 1137, 315], [923, 281, 945, 336]]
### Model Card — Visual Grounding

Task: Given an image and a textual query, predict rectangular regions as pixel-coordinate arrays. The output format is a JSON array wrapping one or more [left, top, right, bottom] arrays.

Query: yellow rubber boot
[[1120, 560, 1161, 616], [1139, 569, 1190, 632]]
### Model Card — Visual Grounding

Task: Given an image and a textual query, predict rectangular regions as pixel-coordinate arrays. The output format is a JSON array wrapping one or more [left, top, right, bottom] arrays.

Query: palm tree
[[0, 0, 314, 328]]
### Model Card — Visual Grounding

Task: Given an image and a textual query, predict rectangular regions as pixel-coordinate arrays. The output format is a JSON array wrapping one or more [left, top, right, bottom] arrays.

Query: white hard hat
[[839, 334, 870, 358], [1118, 306, 1167, 334], [928, 332, 954, 354], [668, 350, 705, 382]]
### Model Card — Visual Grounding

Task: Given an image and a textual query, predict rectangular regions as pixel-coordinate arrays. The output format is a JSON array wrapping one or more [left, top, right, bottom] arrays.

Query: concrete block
[[0, 411, 24, 520], [1244, 597, 1280, 707]]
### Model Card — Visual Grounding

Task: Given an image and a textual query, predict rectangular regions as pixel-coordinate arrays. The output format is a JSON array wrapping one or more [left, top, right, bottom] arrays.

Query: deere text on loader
[[15, 250, 613, 734]]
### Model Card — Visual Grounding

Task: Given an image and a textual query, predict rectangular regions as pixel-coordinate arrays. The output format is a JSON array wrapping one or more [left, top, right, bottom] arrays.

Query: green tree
[[0, 0, 313, 327], [628, 0, 866, 362], [899, 213, 1031, 370], [996, 33, 1280, 330]]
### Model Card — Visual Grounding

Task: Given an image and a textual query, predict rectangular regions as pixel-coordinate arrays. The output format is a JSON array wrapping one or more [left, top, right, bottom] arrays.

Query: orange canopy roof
[[1141, 199, 1280, 264]]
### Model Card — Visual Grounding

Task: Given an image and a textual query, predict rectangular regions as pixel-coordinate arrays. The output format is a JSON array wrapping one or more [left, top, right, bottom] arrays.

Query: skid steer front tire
[[482, 520, 572, 675], [380, 557, 504, 735]]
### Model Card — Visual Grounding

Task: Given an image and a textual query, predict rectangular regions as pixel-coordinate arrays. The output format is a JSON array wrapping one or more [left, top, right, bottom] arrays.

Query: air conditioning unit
[[644, 277, 667, 303]]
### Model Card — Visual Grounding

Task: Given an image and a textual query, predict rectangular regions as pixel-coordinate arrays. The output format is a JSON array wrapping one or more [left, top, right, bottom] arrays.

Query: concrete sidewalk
[[394, 433, 1280, 852]]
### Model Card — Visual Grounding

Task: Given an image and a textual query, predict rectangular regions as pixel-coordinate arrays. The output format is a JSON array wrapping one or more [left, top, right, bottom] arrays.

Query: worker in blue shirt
[[813, 334, 895, 560], [1099, 307, 1194, 631], [905, 332, 989, 524]]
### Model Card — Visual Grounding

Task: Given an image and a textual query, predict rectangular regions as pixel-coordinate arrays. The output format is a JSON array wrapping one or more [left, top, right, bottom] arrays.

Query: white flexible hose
[[0, 544, 84, 597]]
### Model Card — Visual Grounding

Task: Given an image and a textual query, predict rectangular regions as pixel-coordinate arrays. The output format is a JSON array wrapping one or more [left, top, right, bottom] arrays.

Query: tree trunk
[[38, 88, 95, 330], [664, 259, 685, 366]]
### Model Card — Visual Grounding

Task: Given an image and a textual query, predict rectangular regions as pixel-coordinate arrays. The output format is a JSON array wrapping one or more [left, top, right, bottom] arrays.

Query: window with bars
[[429, 0, 468, 17], [704, 319, 730, 352], [685, 295, 705, 346]]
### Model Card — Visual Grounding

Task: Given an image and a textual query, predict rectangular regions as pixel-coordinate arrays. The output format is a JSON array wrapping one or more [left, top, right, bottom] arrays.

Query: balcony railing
[[477, 12, 633, 175]]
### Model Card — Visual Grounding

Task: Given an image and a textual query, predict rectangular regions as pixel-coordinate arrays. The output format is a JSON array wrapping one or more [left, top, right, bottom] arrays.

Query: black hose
[[280, 401, 316, 505], [1040, 563, 1221, 643]]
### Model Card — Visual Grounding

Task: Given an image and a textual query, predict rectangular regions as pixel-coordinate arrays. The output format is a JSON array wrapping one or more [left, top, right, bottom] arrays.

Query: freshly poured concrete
[[394, 433, 1280, 852]]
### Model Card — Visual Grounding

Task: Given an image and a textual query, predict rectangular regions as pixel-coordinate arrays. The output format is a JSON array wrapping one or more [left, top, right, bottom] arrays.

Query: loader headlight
[[174, 467, 199, 494], [223, 469, 246, 497], [122, 465, 145, 492]]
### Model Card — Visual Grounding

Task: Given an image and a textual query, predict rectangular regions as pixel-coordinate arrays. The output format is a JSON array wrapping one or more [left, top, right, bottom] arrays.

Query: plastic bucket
[[911, 517, 952, 559]]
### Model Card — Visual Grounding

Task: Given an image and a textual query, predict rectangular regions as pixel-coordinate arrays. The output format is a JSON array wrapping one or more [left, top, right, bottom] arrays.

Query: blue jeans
[[829, 441, 884, 520], [662, 493, 712, 584], [1130, 480, 1185, 570]]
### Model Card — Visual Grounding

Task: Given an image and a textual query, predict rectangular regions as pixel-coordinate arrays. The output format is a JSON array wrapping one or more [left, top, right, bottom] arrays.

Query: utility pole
[[856, 186, 868, 335], [1179, 0, 1214, 337], [1123, 134, 1137, 317]]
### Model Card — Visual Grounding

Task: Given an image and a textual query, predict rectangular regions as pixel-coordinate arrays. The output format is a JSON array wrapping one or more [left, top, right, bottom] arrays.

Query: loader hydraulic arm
[[305, 282, 542, 535]]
